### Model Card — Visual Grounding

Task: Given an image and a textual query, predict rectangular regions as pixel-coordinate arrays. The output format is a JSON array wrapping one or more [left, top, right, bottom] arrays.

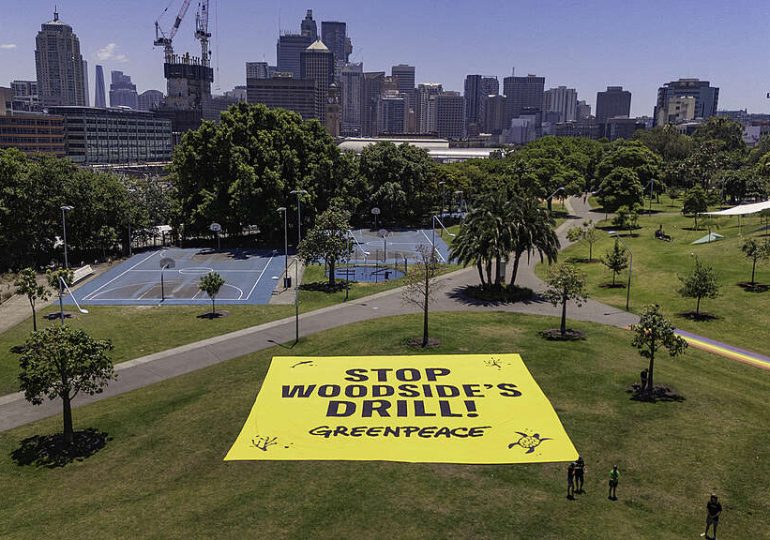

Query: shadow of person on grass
[[11, 428, 110, 468]]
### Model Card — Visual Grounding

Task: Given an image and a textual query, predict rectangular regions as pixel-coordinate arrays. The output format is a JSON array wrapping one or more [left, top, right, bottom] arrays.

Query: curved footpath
[[0, 198, 766, 432]]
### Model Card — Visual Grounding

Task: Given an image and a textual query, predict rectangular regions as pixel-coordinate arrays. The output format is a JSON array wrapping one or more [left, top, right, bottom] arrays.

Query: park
[[1, 106, 769, 538]]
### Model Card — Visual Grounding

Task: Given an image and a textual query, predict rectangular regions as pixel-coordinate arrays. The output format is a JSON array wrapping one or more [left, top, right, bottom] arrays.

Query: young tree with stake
[[602, 239, 629, 286], [401, 246, 442, 347], [678, 256, 720, 317], [543, 263, 589, 337], [631, 305, 687, 392], [15, 268, 49, 331], [199, 272, 226, 316], [19, 326, 114, 445]]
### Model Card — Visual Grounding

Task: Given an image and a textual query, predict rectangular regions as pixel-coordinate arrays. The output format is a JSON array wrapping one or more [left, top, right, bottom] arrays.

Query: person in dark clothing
[[566, 462, 575, 499], [640, 369, 649, 391], [574, 456, 585, 494], [702, 494, 722, 539]]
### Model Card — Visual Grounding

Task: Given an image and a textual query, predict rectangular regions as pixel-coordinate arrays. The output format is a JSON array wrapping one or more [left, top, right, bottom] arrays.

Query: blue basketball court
[[349, 228, 451, 264], [71, 248, 284, 306]]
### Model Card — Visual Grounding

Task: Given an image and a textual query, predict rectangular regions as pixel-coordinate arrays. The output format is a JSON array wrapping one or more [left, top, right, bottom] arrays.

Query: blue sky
[[2, 0, 770, 116]]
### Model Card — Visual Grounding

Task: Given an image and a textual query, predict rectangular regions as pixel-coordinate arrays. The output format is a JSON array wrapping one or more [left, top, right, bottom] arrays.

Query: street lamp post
[[277, 207, 288, 289], [609, 231, 633, 311], [61, 205, 74, 269], [289, 189, 308, 344]]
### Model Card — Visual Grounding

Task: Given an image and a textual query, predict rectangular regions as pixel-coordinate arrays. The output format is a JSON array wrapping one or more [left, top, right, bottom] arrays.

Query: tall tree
[[14, 268, 50, 332], [298, 206, 352, 287], [507, 195, 560, 287], [678, 257, 720, 317], [19, 326, 115, 445], [598, 167, 645, 212], [198, 272, 226, 316], [631, 305, 688, 392], [401, 246, 442, 347], [542, 263, 589, 336]]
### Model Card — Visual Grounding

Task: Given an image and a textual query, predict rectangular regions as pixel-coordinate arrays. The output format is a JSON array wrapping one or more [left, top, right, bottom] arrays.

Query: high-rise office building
[[35, 10, 87, 107], [502, 73, 545, 124], [340, 63, 364, 136], [484, 94, 506, 135], [94, 65, 106, 108], [391, 64, 416, 93], [481, 77, 499, 97], [378, 95, 407, 134], [543, 86, 578, 123], [82, 60, 89, 107], [464, 75, 484, 133], [277, 34, 313, 79], [321, 21, 349, 64], [436, 92, 466, 139], [247, 76, 318, 120], [109, 70, 139, 109], [361, 72, 384, 137], [416, 83, 443, 134], [301, 10, 318, 40], [654, 78, 719, 126], [138, 90, 164, 112], [596, 86, 631, 124], [300, 40, 334, 122], [246, 62, 269, 80]]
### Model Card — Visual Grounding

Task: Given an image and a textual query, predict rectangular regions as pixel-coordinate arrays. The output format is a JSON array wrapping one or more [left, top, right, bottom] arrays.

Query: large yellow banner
[[225, 354, 578, 464]]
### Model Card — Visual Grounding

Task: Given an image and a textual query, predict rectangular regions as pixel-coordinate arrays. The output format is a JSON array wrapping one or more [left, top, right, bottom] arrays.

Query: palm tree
[[507, 196, 560, 287]]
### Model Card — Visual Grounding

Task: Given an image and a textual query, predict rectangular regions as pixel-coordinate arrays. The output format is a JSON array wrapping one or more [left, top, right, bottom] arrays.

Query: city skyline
[[1, 1, 769, 116]]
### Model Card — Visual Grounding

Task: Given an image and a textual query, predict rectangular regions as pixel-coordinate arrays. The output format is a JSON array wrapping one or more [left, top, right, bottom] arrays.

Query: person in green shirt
[[608, 465, 620, 500]]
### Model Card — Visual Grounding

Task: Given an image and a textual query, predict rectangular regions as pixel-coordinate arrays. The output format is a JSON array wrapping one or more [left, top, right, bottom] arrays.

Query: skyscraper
[[362, 72, 385, 137], [378, 95, 407, 134], [109, 71, 138, 109], [82, 60, 89, 107], [340, 63, 364, 136], [464, 75, 484, 133], [502, 73, 545, 124], [435, 92, 466, 139], [654, 79, 718, 126], [543, 86, 578, 123], [577, 100, 591, 121], [300, 40, 334, 121], [596, 86, 631, 124], [416, 83, 442, 134], [94, 65, 107, 108], [301, 10, 318, 40], [35, 9, 87, 107], [391, 64, 416, 93], [277, 34, 313, 79], [484, 95, 506, 135], [321, 21, 349, 64]]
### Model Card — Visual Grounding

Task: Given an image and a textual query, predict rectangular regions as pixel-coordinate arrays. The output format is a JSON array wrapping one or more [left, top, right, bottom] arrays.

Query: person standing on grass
[[574, 456, 585, 494], [608, 465, 620, 500], [701, 494, 722, 539], [567, 462, 576, 499]]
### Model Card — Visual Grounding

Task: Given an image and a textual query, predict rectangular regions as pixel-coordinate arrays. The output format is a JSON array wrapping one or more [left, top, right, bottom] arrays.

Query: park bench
[[72, 264, 95, 284]]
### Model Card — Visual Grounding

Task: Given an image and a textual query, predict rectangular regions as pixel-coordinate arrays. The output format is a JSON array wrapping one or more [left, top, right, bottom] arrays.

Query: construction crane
[[195, 0, 211, 68], [154, 0, 194, 62]]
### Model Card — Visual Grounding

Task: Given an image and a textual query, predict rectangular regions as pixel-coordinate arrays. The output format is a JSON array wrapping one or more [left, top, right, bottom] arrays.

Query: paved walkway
[[0, 198, 766, 433]]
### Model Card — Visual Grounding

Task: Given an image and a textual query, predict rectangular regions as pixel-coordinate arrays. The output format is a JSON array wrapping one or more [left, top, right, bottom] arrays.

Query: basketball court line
[[82, 251, 160, 301], [245, 254, 274, 300]]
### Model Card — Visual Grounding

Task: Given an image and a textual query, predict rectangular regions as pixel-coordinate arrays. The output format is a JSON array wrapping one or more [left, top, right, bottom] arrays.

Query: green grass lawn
[[2, 312, 768, 538], [0, 304, 293, 396], [542, 203, 770, 354]]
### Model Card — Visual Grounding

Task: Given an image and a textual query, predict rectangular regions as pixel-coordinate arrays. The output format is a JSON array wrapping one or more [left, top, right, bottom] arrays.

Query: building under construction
[[152, 0, 214, 135]]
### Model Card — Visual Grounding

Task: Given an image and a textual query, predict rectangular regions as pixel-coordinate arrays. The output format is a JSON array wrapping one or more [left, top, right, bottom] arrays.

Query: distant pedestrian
[[640, 369, 649, 391], [574, 456, 585, 494], [701, 494, 722, 539], [608, 465, 620, 500], [567, 462, 576, 499]]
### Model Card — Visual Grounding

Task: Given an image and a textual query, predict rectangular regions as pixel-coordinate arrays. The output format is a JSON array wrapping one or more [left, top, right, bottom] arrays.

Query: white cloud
[[0, 43, 17, 50], [96, 43, 127, 63]]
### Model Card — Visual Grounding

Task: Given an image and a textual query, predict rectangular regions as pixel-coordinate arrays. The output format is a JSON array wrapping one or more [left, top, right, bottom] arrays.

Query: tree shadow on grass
[[539, 329, 585, 341], [11, 428, 110, 468], [196, 310, 230, 319], [738, 282, 769, 293], [627, 384, 685, 403], [566, 257, 601, 264], [299, 281, 347, 293], [599, 283, 626, 289], [449, 284, 537, 306], [677, 311, 719, 322]]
